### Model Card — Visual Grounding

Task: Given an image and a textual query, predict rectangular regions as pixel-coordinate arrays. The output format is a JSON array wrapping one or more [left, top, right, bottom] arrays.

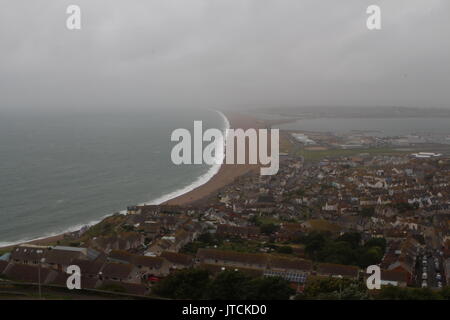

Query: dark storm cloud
[[0, 0, 449, 111]]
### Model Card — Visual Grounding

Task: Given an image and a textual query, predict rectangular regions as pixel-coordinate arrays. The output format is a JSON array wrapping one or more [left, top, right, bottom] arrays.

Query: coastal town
[[1, 120, 450, 299], [2, 0, 450, 310]]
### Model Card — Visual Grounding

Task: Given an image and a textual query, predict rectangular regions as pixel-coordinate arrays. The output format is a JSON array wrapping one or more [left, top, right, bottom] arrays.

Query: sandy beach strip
[[0, 234, 66, 251], [164, 111, 264, 206], [0, 111, 263, 250]]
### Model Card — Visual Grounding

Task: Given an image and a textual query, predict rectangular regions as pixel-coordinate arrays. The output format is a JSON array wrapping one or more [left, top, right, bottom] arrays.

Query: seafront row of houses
[[1, 153, 450, 296], [0, 241, 420, 295]]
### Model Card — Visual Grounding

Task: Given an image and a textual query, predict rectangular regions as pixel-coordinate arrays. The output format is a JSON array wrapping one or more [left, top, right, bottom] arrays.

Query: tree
[[152, 268, 210, 299], [303, 232, 327, 259], [364, 238, 386, 251], [98, 283, 126, 293], [207, 270, 250, 300], [302, 232, 386, 267], [249, 215, 262, 226], [244, 277, 295, 300], [276, 246, 293, 254], [361, 207, 375, 217], [439, 286, 450, 300], [394, 202, 417, 213], [376, 286, 443, 300], [337, 232, 361, 248], [358, 246, 383, 268], [197, 232, 221, 246], [299, 278, 368, 300], [317, 241, 356, 265], [260, 223, 279, 235]]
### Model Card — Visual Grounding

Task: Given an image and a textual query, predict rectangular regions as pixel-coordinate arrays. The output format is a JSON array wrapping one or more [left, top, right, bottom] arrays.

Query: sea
[[275, 117, 450, 138], [0, 108, 228, 247]]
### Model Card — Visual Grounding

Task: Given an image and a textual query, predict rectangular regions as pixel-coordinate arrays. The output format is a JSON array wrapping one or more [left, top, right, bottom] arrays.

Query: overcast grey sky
[[1, 0, 449, 112]]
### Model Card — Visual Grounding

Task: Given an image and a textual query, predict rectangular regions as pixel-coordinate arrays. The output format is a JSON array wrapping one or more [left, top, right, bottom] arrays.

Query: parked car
[[422, 272, 428, 280], [422, 280, 428, 288], [436, 273, 442, 281], [148, 276, 160, 283], [438, 281, 443, 288]]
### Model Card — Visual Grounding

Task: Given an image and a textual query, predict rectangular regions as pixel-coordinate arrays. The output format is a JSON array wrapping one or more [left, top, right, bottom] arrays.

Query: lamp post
[[38, 258, 46, 299]]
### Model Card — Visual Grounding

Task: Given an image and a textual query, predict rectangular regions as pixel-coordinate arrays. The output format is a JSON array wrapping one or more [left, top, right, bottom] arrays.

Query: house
[[322, 202, 339, 212], [265, 256, 313, 284], [160, 251, 194, 270], [137, 221, 162, 239], [0, 261, 9, 274], [146, 238, 173, 256], [132, 255, 170, 277], [99, 262, 140, 284], [9, 245, 47, 265], [268, 256, 313, 274], [385, 238, 421, 284], [9, 245, 100, 271], [200, 263, 263, 278], [216, 225, 261, 239], [90, 232, 144, 253], [196, 248, 314, 279], [379, 270, 409, 287], [316, 263, 360, 279], [108, 250, 170, 277], [445, 258, 450, 286], [127, 206, 139, 215], [196, 249, 267, 270], [71, 258, 105, 279], [386, 258, 415, 284], [2, 263, 58, 284], [172, 229, 193, 252], [43, 246, 99, 271], [108, 250, 135, 264]]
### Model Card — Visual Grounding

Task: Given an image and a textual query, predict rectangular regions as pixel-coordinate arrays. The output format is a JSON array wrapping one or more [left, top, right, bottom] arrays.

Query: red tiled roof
[[197, 249, 267, 266], [160, 251, 193, 266], [380, 269, 409, 283], [0, 261, 9, 274], [4, 264, 56, 283], [316, 263, 360, 278], [101, 262, 134, 280]]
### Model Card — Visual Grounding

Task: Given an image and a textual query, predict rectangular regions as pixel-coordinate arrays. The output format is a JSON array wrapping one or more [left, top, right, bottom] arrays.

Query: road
[[417, 250, 445, 289]]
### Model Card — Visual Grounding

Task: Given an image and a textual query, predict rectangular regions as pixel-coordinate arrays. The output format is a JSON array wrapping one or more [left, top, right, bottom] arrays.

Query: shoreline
[[144, 110, 231, 206], [163, 111, 263, 206], [0, 110, 262, 250]]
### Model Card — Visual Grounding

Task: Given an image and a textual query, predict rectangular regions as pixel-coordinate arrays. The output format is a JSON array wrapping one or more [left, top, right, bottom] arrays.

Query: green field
[[298, 147, 410, 161]]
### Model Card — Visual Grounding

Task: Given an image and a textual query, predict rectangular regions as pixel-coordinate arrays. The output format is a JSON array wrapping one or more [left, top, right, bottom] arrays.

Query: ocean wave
[[0, 214, 110, 248]]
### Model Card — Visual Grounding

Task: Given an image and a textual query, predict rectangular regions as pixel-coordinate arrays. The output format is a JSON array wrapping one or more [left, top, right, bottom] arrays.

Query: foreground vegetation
[[297, 278, 450, 300], [295, 232, 387, 268], [152, 268, 295, 300]]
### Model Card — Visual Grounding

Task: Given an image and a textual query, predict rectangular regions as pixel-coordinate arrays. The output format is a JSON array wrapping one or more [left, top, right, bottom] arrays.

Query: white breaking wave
[[144, 109, 230, 205], [0, 214, 111, 248]]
